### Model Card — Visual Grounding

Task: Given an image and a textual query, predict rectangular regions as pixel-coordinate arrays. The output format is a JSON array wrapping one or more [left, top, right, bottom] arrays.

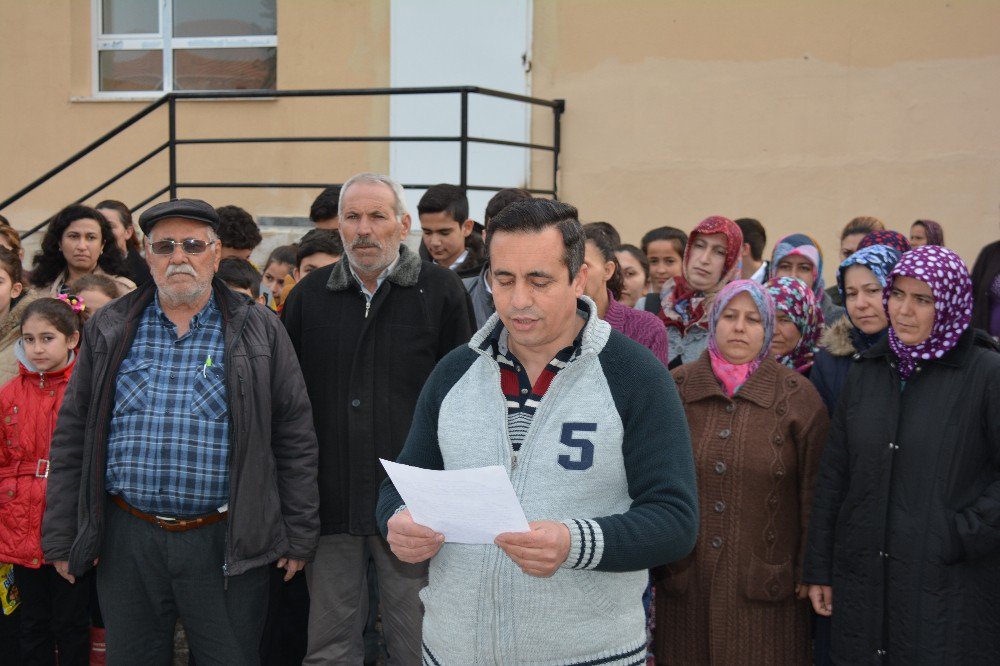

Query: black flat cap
[[138, 198, 220, 236]]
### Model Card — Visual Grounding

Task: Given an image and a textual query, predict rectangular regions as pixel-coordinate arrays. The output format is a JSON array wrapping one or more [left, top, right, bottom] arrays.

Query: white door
[[389, 0, 533, 226]]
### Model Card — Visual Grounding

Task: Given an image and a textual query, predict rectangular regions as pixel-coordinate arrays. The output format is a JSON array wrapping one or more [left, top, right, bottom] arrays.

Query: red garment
[[0, 357, 76, 567], [659, 216, 744, 332]]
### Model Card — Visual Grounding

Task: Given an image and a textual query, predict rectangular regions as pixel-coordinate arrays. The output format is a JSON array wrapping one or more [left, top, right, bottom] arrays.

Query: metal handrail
[[2, 86, 564, 239]]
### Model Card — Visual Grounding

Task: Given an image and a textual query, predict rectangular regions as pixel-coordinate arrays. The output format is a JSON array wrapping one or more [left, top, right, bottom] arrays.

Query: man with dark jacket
[[282, 173, 475, 664], [417, 183, 486, 279], [41, 199, 320, 665]]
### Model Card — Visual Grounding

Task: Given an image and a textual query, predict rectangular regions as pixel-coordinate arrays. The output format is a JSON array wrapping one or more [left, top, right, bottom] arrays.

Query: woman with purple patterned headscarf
[[909, 219, 945, 247], [656, 280, 829, 665], [803, 245, 1000, 664]]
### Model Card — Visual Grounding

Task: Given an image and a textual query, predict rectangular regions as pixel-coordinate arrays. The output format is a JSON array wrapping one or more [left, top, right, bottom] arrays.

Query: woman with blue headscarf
[[771, 233, 845, 325], [654, 280, 829, 665], [809, 244, 901, 415]]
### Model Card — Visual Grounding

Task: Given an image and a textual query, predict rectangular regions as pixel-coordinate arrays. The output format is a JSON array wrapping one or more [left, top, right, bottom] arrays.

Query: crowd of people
[[0, 175, 997, 665]]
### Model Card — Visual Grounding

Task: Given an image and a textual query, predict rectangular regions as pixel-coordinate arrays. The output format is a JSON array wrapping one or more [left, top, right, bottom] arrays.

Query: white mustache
[[166, 264, 197, 277]]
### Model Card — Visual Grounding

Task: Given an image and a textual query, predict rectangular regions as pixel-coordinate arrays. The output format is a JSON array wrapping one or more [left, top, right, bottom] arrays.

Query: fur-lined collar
[[326, 244, 422, 292], [820, 316, 857, 358]]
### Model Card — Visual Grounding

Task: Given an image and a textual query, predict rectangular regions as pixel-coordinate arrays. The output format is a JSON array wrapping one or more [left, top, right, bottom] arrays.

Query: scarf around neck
[[770, 233, 825, 301], [884, 245, 972, 379], [764, 276, 823, 373], [660, 216, 743, 334], [707, 279, 775, 397], [838, 243, 902, 338]]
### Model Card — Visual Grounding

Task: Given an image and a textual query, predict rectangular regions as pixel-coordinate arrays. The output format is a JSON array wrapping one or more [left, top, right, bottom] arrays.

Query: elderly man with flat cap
[[41, 199, 320, 664]]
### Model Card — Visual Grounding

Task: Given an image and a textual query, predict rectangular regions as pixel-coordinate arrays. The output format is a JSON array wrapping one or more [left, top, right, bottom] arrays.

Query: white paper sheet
[[380, 459, 531, 544]]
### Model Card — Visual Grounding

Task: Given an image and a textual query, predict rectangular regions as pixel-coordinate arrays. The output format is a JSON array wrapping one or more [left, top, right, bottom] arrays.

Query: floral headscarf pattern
[[837, 244, 902, 331], [884, 245, 973, 380], [764, 276, 824, 374], [770, 233, 825, 300], [708, 279, 775, 396], [858, 230, 911, 254], [659, 216, 743, 334]]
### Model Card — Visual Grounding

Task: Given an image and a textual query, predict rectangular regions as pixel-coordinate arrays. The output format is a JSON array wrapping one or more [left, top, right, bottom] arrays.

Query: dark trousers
[[0, 608, 20, 666], [97, 500, 269, 666], [259, 566, 309, 666], [12, 564, 91, 666]]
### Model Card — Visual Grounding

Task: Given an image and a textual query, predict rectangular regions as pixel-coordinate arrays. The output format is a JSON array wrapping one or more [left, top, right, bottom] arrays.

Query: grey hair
[[339, 173, 409, 221]]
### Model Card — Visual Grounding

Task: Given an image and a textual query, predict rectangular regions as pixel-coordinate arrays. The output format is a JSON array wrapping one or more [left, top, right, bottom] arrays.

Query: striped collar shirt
[[481, 304, 588, 452], [105, 292, 229, 516]]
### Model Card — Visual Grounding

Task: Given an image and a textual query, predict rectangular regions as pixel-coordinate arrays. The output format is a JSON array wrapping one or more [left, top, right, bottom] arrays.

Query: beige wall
[[0, 0, 391, 237], [530, 0, 1000, 279], [3, 1, 999, 281]]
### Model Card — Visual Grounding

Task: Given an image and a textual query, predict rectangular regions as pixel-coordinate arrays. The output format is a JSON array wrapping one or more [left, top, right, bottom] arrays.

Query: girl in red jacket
[[0, 295, 86, 664]]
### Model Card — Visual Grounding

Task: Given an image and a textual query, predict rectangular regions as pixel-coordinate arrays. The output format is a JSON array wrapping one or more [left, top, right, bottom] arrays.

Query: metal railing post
[[552, 99, 565, 201], [168, 95, 177, 200], [459, 90, 469, 189]]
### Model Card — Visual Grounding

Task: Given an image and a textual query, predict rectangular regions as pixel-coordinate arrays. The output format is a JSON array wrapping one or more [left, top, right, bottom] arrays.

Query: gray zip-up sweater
[[377, 297, 699, 665]]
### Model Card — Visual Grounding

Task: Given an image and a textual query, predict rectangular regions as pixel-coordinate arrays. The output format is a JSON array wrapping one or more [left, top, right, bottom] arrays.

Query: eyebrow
[[491, 269, 555, 280]]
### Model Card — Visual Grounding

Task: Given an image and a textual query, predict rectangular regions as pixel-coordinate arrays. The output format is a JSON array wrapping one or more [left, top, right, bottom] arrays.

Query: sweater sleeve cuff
[[560, 518, 604, 570]]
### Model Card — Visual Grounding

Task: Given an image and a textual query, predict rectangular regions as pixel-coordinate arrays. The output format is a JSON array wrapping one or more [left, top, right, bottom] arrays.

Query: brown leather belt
[[110, 494, 227, 533]]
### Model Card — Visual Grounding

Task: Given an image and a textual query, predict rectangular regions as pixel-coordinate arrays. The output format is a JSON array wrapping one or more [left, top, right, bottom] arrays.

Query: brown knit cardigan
[[654, 352, 829, 665]]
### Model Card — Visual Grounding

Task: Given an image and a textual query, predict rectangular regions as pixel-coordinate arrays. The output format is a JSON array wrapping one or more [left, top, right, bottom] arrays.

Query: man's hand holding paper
[[380, 460, 530, 546]]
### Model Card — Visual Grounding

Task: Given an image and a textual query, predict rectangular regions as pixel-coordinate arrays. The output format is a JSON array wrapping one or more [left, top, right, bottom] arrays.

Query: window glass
[[99, 50, 164, 92], [173, 0, 277, 38], [173, 48, 277, 91], [101, 0, 158, 34]]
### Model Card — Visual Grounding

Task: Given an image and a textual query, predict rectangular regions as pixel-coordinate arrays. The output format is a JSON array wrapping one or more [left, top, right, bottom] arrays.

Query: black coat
[[971, 239, 1000, 333], [42, 280, 320, 576], [803, 327, 1000, 664], [282, 245, 475, 535]]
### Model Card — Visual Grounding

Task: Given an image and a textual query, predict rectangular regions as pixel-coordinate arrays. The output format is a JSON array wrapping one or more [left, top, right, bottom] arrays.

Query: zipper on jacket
[[364, 299, 371, 318]]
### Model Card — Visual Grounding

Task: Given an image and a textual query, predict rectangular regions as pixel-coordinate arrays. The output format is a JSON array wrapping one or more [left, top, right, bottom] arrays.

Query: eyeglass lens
[[150, 239, 212, 255]]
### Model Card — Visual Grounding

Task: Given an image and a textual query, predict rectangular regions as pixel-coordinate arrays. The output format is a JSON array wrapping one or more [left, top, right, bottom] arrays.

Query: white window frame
[[91, 0, 278, 100]]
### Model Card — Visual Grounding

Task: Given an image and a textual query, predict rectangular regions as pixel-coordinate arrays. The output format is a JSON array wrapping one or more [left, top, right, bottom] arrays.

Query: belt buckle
[[35, 459, 50, 478], [154, 514, 180, 528]]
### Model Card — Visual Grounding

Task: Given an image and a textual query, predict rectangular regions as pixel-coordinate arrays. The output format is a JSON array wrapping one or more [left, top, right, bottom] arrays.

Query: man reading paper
[[377, 199, 699, 665]]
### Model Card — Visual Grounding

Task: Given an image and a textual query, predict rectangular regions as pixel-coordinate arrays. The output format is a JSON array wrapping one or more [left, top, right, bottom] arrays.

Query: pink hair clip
[[57, 292, 86, 314]]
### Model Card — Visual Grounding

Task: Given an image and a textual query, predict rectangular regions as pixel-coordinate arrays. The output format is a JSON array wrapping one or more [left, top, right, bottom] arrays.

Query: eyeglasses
[[148, 238, 216, 255]]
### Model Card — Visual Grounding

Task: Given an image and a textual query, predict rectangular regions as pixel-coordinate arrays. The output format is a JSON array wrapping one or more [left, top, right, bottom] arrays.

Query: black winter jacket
[[42, 280, 320, 576], [803, 327, 1000, 664], [282, 245, 475, 535], [971, 239, 1000, 334]]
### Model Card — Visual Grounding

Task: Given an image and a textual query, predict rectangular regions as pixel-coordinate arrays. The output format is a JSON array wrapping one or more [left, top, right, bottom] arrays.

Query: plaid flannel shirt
[[105, 293, 229, 516]]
